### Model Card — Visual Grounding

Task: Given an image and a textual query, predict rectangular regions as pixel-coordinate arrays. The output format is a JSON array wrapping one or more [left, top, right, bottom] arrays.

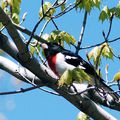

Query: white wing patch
[[65, 55, 77, 59]]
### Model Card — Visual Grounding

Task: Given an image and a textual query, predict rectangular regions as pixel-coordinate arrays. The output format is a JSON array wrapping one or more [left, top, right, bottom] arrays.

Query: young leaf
[[101, 43, 113, 59], [48, 30, 76, 45], [113, 72, 120, 82], [60, 31, 76, 45], [39, 2, 56, 19], [88, 46, 101, 66], [99, 10, 108, 22], [57, 0, 66, 11], [12, 13, 20, 24], [77, 112, 90, 120], [58, 70, 72, 86], [76, 0, 101, 12], [72, 68, 91, 83], [99, 6, 109, 22]]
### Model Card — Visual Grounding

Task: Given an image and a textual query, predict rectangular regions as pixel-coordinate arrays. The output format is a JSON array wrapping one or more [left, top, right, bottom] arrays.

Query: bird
[[41, 42, 120, 102]]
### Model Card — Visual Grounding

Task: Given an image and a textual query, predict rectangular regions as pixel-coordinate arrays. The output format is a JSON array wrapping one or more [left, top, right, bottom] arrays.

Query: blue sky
[[0, 0, 120, 120]]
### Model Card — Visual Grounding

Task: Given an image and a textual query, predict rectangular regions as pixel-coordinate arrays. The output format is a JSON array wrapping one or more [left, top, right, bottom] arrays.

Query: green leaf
[[12, 13, 20, 24], [77, 112, 90, 120], [117, 1, 120, 9], [113, 72, 120, 82], [58, 68, 91, 87], [99, 6, 109, 22], [58, 70, 72, 86], [57, 0, 66, 11], [76, 0, 101, 12], [0, 22, 3, 29], [101, 43, 113, 59], [61, 3, 65, 11], [99, 10, 108, 22], [72, 68, 91, 83], [1, 0, 8, 9], [39, 2, 56, 19], [93, 0, 101, 8], [85, 0, 92, 12], [88, 46, 101, 66], [48, 30, 76, 45], [30, 45, 36, 55], [60, 31, 76, 45]]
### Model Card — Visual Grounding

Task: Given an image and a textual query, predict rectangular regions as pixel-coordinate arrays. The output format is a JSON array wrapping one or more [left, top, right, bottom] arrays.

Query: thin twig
[[51, 18, 59, 30], [80, 36, 120, 50], [39, 19, 51, 37], [0, 86, 40, 95], [52, 0, 83, 19], [76, 10, 87, 54], [106, 15, 114, 40]]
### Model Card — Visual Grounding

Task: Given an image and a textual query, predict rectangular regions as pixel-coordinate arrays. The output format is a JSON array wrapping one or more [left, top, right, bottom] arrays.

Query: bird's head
[[41, 42, 63, 58]]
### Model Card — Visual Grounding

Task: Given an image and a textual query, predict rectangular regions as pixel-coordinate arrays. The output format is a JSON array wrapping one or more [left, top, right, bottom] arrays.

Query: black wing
[[62, 48, 96, 76]]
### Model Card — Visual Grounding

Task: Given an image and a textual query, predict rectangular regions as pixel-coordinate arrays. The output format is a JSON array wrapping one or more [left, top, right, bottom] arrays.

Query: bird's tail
[[96, 77, 120, 103]]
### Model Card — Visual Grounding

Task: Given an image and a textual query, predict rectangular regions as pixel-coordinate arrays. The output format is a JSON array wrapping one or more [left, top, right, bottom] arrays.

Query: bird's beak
[[40, 43, 48, 49]]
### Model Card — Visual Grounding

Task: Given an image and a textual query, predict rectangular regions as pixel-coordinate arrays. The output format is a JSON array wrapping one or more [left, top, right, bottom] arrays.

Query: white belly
[[55, 53, 75, 76]]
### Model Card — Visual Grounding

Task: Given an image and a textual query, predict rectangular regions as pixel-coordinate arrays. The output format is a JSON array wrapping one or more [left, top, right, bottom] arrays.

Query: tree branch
[[0, 7, 27, 54], [76, 10, 87, 54]]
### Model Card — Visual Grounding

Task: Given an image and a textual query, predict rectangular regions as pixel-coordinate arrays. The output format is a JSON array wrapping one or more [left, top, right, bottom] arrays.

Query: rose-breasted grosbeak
[[41, 42, 120, 101]]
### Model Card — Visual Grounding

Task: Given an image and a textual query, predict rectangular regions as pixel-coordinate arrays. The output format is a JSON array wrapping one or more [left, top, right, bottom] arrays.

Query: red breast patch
[[48, 54, 59, 77]]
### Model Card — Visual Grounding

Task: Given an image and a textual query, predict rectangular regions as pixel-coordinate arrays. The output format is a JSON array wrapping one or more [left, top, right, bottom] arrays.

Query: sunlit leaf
[[85, 0, 92, 12], [72, 68, 91, 83], [99, 6, 109, 22], [99, 10, 108, 22], [48, 30, 76, 45], [61, 3, 65, 11], [0, 22, 3, 29], [39, 2, 56, 19], [30, 45, 36, 55], [57, 0, 66, 11], [113, 72, 120, 82], [12, 13, 20, 24], [60, 31, 76, 45], [88, 46, 101, 66], [1, 0, 8, 9], [77, 112, 90, 120], [101, 43, 113, 59], [58, 70, 72, 86], [76, 0, 101, 12]]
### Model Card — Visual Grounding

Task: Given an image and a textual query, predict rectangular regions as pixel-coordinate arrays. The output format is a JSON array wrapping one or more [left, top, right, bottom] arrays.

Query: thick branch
[[14, 23, 47, 43], [0, 7, 27, 53], [0, 56, 43, 85]]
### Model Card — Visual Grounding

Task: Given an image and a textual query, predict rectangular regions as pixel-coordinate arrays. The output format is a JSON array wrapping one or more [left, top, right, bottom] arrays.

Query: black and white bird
[[41, 42, 120, 102]]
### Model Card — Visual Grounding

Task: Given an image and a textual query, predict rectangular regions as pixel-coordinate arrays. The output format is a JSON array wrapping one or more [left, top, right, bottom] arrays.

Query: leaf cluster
[[58, 68, 91, 87], [42, 30, 76, 46], [1, 0, 21, 24], [88, 43, 113, 68], [39, 2, 56, 20], [99, 2, 120, 22], [76, 0, 101, 12]]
